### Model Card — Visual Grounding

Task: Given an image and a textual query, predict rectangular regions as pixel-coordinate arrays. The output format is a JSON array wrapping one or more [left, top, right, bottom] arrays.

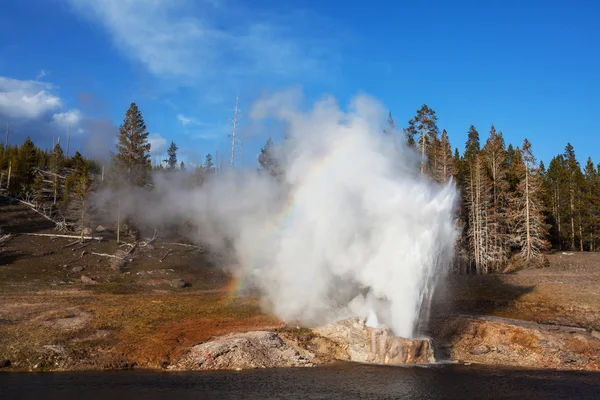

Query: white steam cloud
[[99, 91, 458, 338]]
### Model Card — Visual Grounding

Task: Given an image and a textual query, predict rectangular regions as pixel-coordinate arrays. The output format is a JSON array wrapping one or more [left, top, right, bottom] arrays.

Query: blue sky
[[0, 0, 598, 167]]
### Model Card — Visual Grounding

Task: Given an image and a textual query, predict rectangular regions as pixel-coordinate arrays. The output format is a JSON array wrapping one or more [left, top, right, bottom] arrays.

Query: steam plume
[[98, 91, 458, 338]]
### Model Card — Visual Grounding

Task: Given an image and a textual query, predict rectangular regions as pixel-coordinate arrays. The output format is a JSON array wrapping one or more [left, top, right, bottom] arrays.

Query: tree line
[[1, 102, 597, 273], [386, 104, 594, 273]]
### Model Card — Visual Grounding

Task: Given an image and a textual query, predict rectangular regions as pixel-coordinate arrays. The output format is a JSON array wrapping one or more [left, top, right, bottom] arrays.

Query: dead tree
[[511, 139, 549, 263]]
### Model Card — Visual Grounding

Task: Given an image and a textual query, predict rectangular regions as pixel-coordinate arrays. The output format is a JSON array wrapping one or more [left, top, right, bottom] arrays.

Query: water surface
[[2, 362, 599, 399]]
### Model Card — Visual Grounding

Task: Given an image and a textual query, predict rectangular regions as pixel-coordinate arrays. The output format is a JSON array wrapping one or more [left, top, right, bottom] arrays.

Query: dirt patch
[[38, 308, 92, 330]]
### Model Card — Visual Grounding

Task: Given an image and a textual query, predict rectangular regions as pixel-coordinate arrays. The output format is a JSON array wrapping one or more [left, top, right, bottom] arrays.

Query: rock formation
[[170, 331, 318, 370], [314, 317, 435, 365], [171, 318, 436, 371], [435, 315, 600, 370]]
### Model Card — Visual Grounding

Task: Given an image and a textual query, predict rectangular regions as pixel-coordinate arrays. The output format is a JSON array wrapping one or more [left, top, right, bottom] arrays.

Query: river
[[1, 362, 599, 399]]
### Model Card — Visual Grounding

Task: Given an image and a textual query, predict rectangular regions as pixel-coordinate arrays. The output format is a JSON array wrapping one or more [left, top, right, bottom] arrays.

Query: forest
[[0, 102, 597, 274]]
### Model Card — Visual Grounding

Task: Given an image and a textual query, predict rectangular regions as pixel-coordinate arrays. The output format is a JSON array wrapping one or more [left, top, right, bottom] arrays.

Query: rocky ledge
[[435, 315, 600, 370], [170, 318, 434, 371]]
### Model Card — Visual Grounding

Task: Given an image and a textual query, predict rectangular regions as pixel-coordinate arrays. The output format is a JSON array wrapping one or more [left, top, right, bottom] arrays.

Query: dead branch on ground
[[91, 252, 121, 259], [0, 233, 13, 245], [159, 249, 172, 262], [61, 240, 80, 249], [164, 242, 205, 251], [22, 233, 103, 241]]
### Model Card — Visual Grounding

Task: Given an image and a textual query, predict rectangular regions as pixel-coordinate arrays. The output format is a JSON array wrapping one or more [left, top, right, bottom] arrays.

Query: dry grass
[[0, 290, 282, 370]]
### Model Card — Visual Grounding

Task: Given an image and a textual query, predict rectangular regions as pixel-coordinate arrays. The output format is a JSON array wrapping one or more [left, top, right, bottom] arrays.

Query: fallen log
[[22, 233, 103, 241], [61, 240, 80, 249], [165, 242, 204, 251], [91, 252, 121, 259]]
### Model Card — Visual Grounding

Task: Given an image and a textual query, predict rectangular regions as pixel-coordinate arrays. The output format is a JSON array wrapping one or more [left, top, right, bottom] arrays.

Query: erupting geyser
[[236, 91, 459, 338], [104, 89, 459, 339]]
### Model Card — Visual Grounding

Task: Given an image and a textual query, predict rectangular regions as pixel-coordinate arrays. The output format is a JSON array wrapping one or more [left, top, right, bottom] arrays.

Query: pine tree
[[164, 141, 178, 170], [434, 129, 455, 183], [406, 105, 439, 174], [511, 139, 549, 263], [583, 157, 599, 250], [505, 144, 522, 193], [114, 102, 152, 186], [481, 125, 510, 269], [544, 155, 569, 249], [383, 111, 395, 135], [15, 137, 38, 192], [180, 161, 185, 171], [258, 138, 281, 178], [563, 143, 583, 250], [464, 125, 480, 162], [204, 153, 214, 173]]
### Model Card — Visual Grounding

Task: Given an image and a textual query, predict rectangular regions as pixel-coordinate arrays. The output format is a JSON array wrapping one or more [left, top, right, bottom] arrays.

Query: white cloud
[[148, 132, 168, 153], [36, 69, 48, 80], [177, 114, 193, 126], [52, 109, 84, 130], [177, 113, 210, 127], [66, 0, 339, 84], [0, 77, 62, 119]]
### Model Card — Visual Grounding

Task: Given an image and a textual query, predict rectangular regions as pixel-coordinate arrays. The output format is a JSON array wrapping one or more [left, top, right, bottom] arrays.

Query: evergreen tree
[[15, 137, 38, 193], [204, 153, 215, 173], [114, 102, 152, 186], [383, 112, 395, 135], [164, 141, 178, 170], [544, 155, 569, 249], [258, 138, 281, 178], [464, 125, 480, 162], [563, 143, 584, 250], [406, 105, 439, 174], [180, 161, 185, 171], [583, 158, 599, 250], [434, 129, 455, 183], [505, 144, 522, 192], [481, 125, 510, 269]]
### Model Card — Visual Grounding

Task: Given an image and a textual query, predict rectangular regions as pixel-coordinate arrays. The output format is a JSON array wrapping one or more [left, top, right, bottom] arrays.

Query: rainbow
[[225, 131, 363, 300]]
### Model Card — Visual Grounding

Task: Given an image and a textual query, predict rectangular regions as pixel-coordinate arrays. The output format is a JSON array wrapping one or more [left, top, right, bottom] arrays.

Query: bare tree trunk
[[570, 185, 575, 250], [579, 216, 584, 252], [556, 185, 562, 250], [7, 161, 11, 189], [117, 194, 121, 244], [80, 199, 85, 242], [469, 166, 478, 273], [525, 167, 531, 261], [420, 134, 426, 174], [53, 174, 57, 205]]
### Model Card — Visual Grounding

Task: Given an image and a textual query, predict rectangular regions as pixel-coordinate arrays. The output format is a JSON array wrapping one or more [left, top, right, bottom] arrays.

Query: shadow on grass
[[423, 272, 535, 358]]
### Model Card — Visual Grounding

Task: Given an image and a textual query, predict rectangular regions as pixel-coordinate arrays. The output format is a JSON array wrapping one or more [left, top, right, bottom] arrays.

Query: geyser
[[101, 90, 458, 338]]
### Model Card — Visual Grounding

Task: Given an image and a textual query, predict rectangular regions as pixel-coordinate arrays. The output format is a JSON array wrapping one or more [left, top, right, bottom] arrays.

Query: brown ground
[[431, 252, 600, 332], [1, 196, 600, 371], [0, 197, 282, 371]]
